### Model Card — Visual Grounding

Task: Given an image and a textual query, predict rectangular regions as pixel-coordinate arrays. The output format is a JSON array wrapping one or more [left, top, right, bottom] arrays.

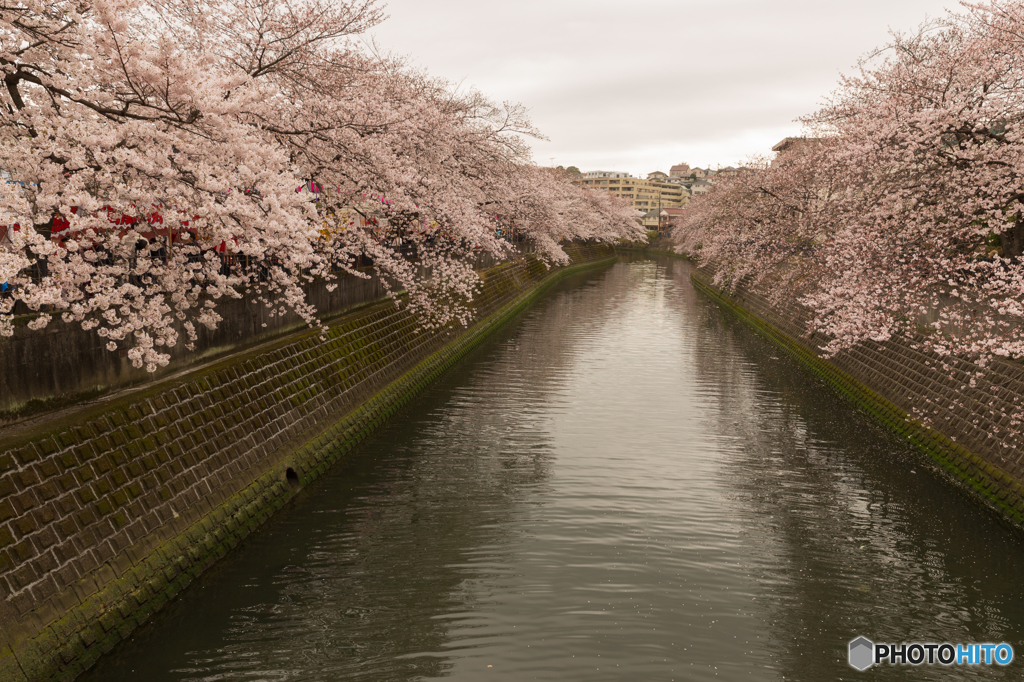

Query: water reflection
[[691, 268, 1024, 680], [81, 258, 1024, 682]]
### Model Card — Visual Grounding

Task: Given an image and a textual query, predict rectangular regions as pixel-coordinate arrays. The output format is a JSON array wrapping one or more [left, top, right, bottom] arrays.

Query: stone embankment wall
[[691, 264, 1024, 529], [0, 269, 386, 420], [0, 244, 615, 682]]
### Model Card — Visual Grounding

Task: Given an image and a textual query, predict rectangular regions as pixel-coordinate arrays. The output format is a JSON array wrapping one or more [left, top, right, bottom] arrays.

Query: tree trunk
[[1000, 217, 1024, 260], [30, 215, 54, 279]]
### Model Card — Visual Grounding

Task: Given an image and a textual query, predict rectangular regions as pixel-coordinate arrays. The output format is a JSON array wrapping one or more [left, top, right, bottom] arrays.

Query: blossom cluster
[[0, 0, 643, 370], [673, 0, 1024, 440]]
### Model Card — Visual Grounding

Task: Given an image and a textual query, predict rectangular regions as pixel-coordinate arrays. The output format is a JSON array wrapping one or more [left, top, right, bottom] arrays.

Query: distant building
[[582, 170, 633, 179], [573, 171, 688, 214], [771, 137, 823, 166], [661, 207, 688, 231], [642, 207, 690, 232], [662, 176, 690, 188], [669, 163, 691, 178], [772, 137, 821, 155], [641, 208, 664, 230], [647, 171, 669, 181], [690, 180, 713, 196]]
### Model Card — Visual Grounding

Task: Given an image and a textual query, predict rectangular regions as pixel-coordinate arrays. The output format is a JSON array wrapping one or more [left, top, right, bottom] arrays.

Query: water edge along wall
[[0, 244, 616, 682], [690, 262, 1024, 534]]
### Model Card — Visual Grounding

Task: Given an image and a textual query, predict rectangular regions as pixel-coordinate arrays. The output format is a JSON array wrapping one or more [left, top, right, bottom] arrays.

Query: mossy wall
[[691, 266, 1024, 531], [0, 269, 386, 420], [0, 245, 615, 682]]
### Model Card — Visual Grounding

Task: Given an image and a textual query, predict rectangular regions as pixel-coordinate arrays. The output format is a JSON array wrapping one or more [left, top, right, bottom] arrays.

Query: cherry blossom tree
[[672, 145, 839, 300], [673, 0, 1024, 442], [0, 0, 640, 369], [675, 0, 1024, 364], [795, 1, 1024, 363]]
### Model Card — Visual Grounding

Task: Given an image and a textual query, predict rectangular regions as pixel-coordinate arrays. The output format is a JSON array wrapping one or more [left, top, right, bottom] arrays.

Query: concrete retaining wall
[[0, 244, 615, 681], [691, 265, 1024, 531], [0, 270, 387, 420]]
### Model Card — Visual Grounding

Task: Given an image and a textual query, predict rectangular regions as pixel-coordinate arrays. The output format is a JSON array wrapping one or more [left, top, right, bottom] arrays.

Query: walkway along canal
[[79, 256, 1024, 681]]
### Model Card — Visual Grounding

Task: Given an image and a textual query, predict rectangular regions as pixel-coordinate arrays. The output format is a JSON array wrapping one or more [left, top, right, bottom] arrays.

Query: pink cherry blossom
[[674, 0, 1024, 441], [0, 0, 642, 368]]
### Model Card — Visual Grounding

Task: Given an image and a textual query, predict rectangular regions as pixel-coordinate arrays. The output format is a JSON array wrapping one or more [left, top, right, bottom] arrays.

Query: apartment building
[[573, 171, 689, 214], [581, 171, 632, 179]]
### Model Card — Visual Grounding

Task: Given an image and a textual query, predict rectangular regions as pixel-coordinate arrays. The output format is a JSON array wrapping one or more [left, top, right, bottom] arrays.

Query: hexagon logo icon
[[849, 637, 875, 671]]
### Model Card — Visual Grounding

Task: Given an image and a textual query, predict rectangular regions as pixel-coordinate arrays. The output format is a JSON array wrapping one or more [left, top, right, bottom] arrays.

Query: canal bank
[[690, 265, 1024, 533], [0, 244, 615, 682], [74, 256, 1024, 682]]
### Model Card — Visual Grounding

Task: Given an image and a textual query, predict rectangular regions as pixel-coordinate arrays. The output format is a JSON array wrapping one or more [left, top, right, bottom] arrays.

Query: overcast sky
[[367, 0, 958, 175]]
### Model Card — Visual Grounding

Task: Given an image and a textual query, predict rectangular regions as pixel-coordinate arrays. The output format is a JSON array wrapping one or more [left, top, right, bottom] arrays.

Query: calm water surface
[[82, 257, 1024, 681]]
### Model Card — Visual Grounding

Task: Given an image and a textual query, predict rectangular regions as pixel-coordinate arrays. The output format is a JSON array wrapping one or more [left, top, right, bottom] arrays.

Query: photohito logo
[[849, 637, 1014, 670]]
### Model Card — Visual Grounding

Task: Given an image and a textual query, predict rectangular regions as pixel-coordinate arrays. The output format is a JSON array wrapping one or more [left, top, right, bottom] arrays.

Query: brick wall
[[0, 245, 615, 682], [691, 264, 1024, 532]]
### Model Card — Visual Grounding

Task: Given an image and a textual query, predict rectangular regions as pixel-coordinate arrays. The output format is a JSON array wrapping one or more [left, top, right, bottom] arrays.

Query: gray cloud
[[370, 0, 956, 172]]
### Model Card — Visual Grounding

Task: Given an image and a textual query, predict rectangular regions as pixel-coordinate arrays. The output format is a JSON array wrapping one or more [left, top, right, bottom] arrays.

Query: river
[[80, 255, 1024, 681]]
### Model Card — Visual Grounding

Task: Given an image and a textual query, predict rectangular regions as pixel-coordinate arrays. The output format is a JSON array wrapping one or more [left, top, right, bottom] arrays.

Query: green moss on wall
[[1, 247, 616, 682], [690, 273, 1024, 532]]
